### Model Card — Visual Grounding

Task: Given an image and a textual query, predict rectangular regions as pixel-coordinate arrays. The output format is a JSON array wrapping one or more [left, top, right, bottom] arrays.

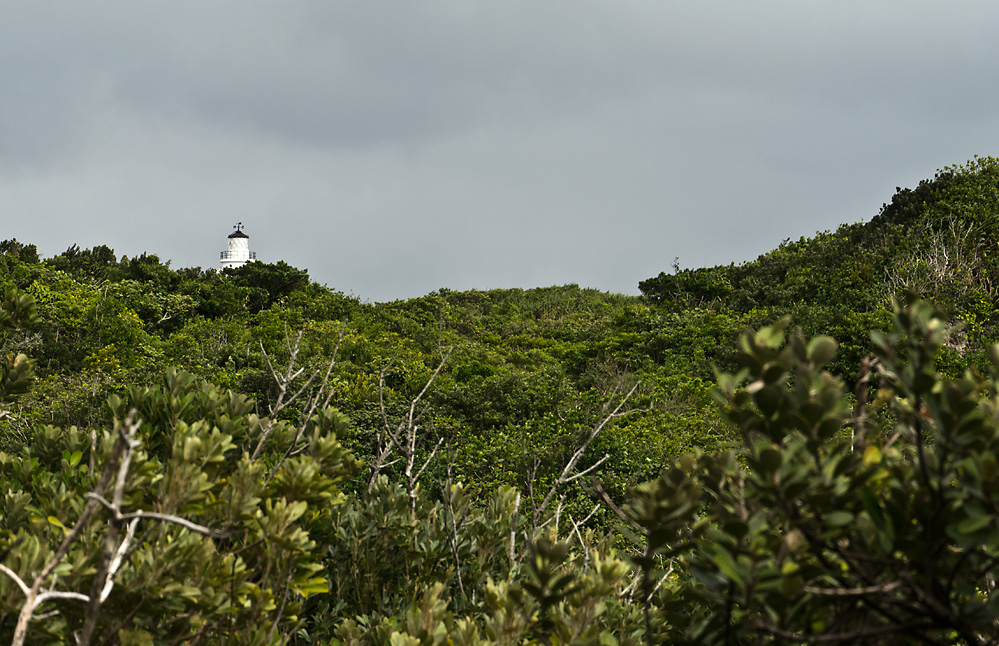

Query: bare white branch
[[563, 453, 611, 485], [368, 349, 452, 515], [533, 380, 641, 529], [84, 494, 230, 539], [99, 519, 139, 603], [10, 412, 142, 646], [266, 324, 346, 483], [509, 492, 521, 563], [621, 572, 641, 600], [413, 436, 445, 484], [649, 564, 675, 598], [0, 563, 30, 597]]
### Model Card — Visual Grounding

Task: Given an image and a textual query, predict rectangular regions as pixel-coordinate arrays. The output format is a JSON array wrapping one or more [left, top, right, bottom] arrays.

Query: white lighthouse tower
[[220, 222, 256, 269]]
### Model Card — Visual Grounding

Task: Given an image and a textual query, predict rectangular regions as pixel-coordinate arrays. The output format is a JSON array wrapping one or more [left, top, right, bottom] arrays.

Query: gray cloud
[[2, 2, 999, 301]]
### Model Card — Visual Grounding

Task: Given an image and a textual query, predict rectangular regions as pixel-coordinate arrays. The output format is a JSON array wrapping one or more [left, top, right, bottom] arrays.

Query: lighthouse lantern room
[[220, 222, 256, 269]]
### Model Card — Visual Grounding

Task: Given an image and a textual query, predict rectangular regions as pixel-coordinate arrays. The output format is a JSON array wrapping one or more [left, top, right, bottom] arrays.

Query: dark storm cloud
[[2, 2, 999, 301]]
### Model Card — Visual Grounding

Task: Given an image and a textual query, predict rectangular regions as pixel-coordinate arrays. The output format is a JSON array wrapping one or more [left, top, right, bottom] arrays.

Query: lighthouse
[[220, 222, 256, 269]]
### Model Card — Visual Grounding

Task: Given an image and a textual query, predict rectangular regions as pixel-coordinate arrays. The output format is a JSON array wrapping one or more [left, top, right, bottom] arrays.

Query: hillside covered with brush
[[3, 157, 999, 643]]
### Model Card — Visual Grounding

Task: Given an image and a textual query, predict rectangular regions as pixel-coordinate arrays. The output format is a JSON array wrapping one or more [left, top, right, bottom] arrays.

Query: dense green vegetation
[[3, 156, 999, 643], [642, 156, 999, 379]]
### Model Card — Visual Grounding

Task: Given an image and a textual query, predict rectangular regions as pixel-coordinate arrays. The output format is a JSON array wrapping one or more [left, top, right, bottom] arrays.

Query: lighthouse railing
[[220, 251, 257, 261]]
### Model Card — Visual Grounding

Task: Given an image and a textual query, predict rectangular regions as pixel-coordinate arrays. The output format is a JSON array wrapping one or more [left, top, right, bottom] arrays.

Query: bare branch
[[532, 380, 641, 529], [562, 453, 610, 485], [648, 564, 675, 598], [413, 436, 445, 484], [84, 494, 231, 539], [368, 357, 401, 488], [99, 519, 139, 602], [509, 491, 521, 563], [0, 563, 30, 597], [252, 329, 309, 460], [33, 590, 90, 606], [589, 476, 647, 536], [802, 580, 903, 597], [408, 348, 452, 420], [377, 356, 399, 435], [266, 324, 346, 483], [567, 504, 600, 568], [81, 413, 148, 643], [621, 572, 641, 600], [570, 505, 600, 535], [11, 412, 140, 646], [252, 325, 345, 462], [571, 520, 589, 567], [368, 349, 452, 509]]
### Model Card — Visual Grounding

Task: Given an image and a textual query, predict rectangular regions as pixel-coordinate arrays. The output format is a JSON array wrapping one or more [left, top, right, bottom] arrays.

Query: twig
[[509, 492, 521, 563], [566, 504, 600, 568], [532, 381, 641, 529], [368, 348, 452, 514], [99, 519, 139, 602], [802, 580, 903, 597], [252, 327, 321, 461], [84, 494, 231, 538], [0, 563, 29, 597], [266, 324, 345, 483]]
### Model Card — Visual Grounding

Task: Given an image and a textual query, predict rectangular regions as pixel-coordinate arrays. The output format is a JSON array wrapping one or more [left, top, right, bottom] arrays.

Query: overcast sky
[[2, 2, 998, 302]]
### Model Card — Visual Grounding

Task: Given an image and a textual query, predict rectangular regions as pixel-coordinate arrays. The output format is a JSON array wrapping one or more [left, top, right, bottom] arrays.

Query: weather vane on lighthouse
[[220, 222, 256, 269]]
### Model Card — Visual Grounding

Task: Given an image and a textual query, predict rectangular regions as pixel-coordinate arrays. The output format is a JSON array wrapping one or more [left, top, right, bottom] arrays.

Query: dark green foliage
[[0, 240, 38, 265], [9, 297, 999, 644], [2, 367, 362, 644], [0, 288, 37, 416], [45, 244, 122, 283], [640, 156, 999, 385], [225, 260, 311, 313]]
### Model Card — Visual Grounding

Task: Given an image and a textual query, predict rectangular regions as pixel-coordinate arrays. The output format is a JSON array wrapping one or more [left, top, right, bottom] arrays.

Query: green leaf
[[711, 549, 745, 587], [47, 515, 69, 536], [822, 511, 854, 528], [599, 634, 619, 646], [956, 514, 992, 535], [807, 336, 838, 366]]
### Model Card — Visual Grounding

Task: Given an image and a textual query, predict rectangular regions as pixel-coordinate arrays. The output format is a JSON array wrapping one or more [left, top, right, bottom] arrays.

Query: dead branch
[[252, 323, 345, 463], [8, 409, 238, 646], [367, 349, 452, 520], [366, 357, 399, 486], [265, 324, 345, 483], [84, 494, 230, 538], [802, 580, 903, 597], [588, 480, 647, 536], [566, 504, 600, 568], [8, 412, 134, 646], [509, 491, 521, 563], [0, 564, 30, 597], [531, 380, 642, 531]]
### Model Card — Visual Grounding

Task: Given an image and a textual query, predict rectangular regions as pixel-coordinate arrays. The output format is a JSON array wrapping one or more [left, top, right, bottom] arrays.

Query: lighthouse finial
[[234, 222, 243, 232]]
